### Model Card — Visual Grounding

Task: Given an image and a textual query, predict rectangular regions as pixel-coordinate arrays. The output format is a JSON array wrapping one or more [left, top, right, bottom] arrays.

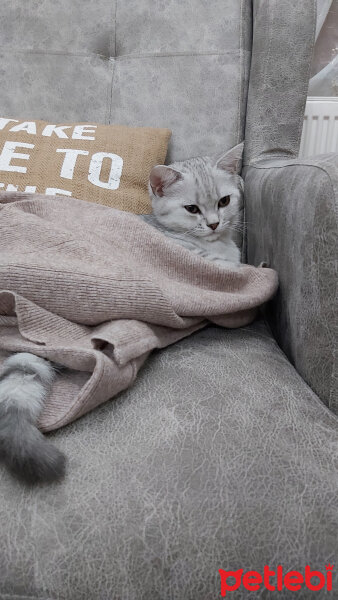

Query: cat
[[0, 142, 244, 483], [0, 352, 65, 483], [142, 142, 244, 267]]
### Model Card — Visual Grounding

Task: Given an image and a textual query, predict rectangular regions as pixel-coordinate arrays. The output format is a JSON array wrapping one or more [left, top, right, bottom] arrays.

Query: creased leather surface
[[0, 0, 252, 162], [244, 0, 316, 164], [1, 319, 337, 599], [245, 154, 338, 413]]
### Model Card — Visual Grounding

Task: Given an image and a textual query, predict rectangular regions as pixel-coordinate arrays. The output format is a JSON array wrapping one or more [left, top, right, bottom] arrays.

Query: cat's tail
[[0, 353, 66, 483]]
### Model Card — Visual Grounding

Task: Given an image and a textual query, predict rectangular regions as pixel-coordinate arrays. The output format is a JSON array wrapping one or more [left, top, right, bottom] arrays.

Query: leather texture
[[0, 1, 337, 598], [1, 320, 337, 599], [244, 0, 316, 165], [245, 154, 338, 413], [0, 0, 252, 162]]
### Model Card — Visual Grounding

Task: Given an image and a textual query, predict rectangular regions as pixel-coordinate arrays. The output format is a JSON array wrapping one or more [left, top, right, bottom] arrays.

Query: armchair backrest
[[0, 1, 316, 163], [0, 0, 252, 163]]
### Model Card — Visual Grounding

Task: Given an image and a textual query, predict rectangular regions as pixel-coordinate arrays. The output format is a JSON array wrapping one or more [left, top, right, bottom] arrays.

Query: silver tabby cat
[[0, 142, 244, 483], [143, 141, 244, 267]]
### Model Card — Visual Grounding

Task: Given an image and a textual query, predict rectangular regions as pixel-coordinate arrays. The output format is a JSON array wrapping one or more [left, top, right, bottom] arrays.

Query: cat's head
[[148, 142, 244, 240]]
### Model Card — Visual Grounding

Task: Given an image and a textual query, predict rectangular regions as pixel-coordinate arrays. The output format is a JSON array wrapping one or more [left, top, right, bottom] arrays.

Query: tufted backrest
[[0, 0, 252, 163]]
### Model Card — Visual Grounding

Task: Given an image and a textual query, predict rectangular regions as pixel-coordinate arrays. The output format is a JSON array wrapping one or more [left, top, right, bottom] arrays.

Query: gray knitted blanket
[[0, 192, 278, 431]]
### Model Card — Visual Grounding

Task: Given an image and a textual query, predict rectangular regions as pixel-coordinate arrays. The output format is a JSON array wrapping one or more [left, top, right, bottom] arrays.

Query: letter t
[[56, 149, 89, 179]]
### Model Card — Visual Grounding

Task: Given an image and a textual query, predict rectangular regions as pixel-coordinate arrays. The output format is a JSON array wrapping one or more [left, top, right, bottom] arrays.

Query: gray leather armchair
[[0, 1, 337, 598]]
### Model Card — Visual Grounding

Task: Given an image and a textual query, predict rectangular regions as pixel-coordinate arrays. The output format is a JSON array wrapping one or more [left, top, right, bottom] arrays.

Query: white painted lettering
[[72, 125, 97, 140], [0, 141, 34, 173], [88, 152, 123, 190], [10, 121, 37, 135], [0, 118, 19, 131], [45, 188, 72, 196], [42, 125, 71, 138], [56, 148, 89, 179]]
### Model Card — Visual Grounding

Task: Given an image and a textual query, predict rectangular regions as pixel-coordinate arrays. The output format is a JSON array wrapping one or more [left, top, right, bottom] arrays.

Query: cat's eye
[[218, 196, 230, 207], [184, 205, 201, 214]]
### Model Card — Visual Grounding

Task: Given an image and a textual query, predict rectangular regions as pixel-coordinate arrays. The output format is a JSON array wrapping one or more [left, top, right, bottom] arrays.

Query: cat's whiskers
[[182, 224, 201, 235]]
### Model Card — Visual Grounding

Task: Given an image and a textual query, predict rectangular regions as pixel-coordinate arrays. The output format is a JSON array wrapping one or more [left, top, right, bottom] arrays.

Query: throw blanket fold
[[0, 192, 278, 431]]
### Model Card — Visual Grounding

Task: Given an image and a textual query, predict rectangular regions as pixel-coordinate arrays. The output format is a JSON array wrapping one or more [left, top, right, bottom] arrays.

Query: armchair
[[243, 0, 337, 413], [0, 0, 337, 598]]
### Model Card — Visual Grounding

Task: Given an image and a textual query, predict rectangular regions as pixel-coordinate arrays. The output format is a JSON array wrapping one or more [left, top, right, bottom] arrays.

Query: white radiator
[[299, 97, 338, 157]]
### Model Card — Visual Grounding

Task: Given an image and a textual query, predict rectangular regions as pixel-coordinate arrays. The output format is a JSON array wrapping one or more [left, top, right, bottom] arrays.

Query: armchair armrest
[[244, 154, 337, 412]]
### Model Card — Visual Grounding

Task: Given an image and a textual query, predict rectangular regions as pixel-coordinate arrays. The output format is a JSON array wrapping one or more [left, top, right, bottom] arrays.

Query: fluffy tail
[[0, 353, 66, 483]]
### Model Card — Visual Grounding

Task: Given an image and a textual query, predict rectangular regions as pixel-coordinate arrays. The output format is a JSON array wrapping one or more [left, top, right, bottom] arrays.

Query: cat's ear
[[215, 142, 244, 174], [149, 165, 182, 197]]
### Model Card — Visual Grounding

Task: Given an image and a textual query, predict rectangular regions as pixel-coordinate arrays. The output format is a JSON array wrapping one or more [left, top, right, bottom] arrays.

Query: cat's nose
[[207, 222, 219, 231]]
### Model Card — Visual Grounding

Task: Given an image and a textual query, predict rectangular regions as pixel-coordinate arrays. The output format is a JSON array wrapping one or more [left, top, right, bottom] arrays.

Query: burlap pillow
[[0, 117, 171, 213]]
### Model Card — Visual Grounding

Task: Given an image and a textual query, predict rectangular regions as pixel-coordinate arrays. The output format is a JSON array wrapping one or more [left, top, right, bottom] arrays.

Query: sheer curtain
[[309, 0, 338, 95]]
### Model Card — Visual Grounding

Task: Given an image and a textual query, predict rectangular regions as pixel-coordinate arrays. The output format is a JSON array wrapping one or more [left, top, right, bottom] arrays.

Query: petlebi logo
[[219, 564, 334, 596]]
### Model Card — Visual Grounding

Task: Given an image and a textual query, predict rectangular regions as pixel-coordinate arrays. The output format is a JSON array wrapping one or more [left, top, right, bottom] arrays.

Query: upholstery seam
[[238, 0, 246, 262], [110, 50, 240, 59], [245, 153, 296, 165], [248, 160, 338, 177], [108, 0, 118, 122], [0, 48, 239, 60], [295, 0, 317, 158], [114, 0, 117, 58], [237, 0, 244, 145], [107, 59, 115, 123], [265, 1, 273, 96], [0, 48, 111, 60], [248, 0, 273, 164], [246, 152, 338, 166]]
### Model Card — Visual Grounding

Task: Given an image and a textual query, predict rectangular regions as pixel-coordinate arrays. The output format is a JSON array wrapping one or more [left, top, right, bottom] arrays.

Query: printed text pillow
[[0, 117, 171, 213]]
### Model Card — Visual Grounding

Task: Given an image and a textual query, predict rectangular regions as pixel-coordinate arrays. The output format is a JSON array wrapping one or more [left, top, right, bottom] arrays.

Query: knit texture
[[0, 118, 171, 213], [0, 192, 278, 431]]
